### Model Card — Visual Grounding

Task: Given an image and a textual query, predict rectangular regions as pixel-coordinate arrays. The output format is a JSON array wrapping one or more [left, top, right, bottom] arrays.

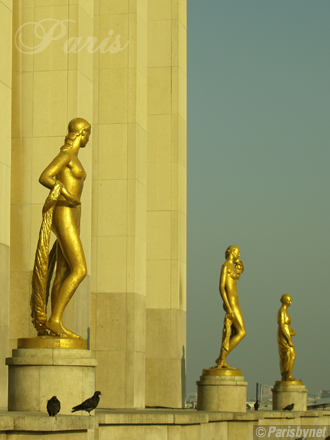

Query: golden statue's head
[[68, 118, 91, 135], [280, 294, 292, 306], [62, 118, 91, 150], [225, 245, 240, 260]]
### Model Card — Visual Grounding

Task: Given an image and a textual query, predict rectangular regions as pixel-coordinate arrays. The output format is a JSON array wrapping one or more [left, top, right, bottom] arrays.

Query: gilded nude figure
[[215, 245, 246, 369], [277, 294, 297, 381], [30, 118, 91, 339]]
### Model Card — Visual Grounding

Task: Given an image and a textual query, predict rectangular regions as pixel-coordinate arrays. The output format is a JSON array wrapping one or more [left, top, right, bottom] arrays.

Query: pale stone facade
[[145, 0, 187, 408], [2, 0, 186, 410], [0, 0, 12, 412]]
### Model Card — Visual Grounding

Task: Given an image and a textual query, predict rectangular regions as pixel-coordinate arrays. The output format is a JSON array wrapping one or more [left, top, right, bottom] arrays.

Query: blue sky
[[187, 0, 330, 399]]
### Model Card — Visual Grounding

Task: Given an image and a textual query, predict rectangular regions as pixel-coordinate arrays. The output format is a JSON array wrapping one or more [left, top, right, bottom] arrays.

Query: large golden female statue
[[277, 294, 297, 381], [30, 118, 91, 339], [215, 245, 246, 369]]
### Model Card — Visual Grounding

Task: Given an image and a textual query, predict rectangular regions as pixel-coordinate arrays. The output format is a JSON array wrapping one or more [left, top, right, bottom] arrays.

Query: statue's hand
[[235, 259, 244, 274], [62, 187, 81, 205], [67, 193, 81, 205], [227, 307, 234, 320]]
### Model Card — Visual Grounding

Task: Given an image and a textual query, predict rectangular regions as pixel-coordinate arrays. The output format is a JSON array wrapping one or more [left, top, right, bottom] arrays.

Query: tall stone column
[[91, 0, 147, 408], [9, 0, 187, 411], [0, 0, 12, 410], [10, 0, 93, 351], [145, 0, 187, 408]]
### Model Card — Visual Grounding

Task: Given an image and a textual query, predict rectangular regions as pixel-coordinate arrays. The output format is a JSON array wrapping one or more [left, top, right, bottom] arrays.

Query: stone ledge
[[0, 412, 97, 431], [261, 410, 316, 419], [0, 408, 328, 432], [6, 357, 98, 366], [206, 412, 257, 422], [194, 409, 328, 422], [97, 409, 209, 425], [6, 348, 98, 367], [12, 349, 91, 359]]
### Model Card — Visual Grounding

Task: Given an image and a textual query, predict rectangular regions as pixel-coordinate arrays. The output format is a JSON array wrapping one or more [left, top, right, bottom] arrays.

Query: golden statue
[[277, 294, 297, 381], [215, 245, 246, 369], [30, 118, 91, 339]]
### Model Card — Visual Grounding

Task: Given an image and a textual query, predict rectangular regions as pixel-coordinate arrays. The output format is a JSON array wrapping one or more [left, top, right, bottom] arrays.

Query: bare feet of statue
[[213, 357, 236, 369], [46, 319, 81, 339], [282, 373, 299, 382], [216, 361, 236, 370]]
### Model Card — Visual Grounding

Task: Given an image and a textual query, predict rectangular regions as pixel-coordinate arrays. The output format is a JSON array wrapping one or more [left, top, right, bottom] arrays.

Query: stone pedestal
[[197, 368, 247, 412], [272, 381, 307, 411], [6, 345, 97, 415]]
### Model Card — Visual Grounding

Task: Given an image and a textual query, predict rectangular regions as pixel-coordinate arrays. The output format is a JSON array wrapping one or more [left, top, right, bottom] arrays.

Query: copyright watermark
[[253, 425, 328, 439], [14, 19, 129, 54]]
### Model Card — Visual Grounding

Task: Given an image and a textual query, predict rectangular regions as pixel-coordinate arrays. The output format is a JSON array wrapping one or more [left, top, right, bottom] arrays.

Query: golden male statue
[[30, 118, 91, 339], [215, 245, 246, 369], [277, 294, 297, 381]]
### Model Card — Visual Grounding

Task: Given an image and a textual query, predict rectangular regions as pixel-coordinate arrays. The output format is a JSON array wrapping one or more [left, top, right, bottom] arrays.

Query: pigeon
[[254, 400, 259, 411], [71, 391, 102, 415], [47, 396, 61, 418], [283, 403, 294, 411]]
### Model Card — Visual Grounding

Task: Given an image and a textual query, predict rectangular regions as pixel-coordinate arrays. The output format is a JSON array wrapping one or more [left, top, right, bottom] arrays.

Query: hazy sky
[[187, 0, 330, 399]]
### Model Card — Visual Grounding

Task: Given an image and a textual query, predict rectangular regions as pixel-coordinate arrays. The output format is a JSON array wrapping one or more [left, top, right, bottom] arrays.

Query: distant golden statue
[[215, 245, 246, 369], [277, 294, 297, 381], [30, 118, 91, 339]]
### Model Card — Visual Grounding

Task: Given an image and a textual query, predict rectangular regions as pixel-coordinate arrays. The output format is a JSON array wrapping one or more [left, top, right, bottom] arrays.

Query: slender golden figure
[[277, 294, 297, 381], [31, 118, 91, 339], [215, 245, 246, 369]]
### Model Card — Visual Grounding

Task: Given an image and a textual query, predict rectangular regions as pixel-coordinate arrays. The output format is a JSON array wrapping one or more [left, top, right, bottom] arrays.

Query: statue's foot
[[287, 376, 298, 382], [46, 319, 81, 339], [216, 361, 236, 370]]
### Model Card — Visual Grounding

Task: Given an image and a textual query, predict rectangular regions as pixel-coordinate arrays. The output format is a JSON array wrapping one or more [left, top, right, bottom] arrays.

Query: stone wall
[[4, 0, 187, 410], [10, 0, 93, 352], [145, 0, 187, 408], [91, 0, 148, 409], [0, 0, 12, 411]]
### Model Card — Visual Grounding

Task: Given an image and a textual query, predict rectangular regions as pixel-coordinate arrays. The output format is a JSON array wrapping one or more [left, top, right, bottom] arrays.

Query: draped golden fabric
[[30, 181, 63, 336], [277, 328, 293, 375], [221, 313, 234, 352]]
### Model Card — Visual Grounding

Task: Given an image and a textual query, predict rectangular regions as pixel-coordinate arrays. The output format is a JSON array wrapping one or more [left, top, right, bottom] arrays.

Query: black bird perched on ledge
[[283, 403, 294, 411], [71, 391, 102, 415], [47, 396, 61, 418]]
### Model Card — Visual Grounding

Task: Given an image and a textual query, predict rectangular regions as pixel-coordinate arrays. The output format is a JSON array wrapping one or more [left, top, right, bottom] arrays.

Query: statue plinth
[[6, 343, 97, 415], [197, 367, 247, 412], [272, 380, 307, 411], [18, 336, 87, 350], [202, 367, 242, 377]]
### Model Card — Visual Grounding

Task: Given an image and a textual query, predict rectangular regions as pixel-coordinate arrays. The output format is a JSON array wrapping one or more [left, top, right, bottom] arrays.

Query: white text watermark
[[15, 19, 129, 54], [254, 425, 328, 439]]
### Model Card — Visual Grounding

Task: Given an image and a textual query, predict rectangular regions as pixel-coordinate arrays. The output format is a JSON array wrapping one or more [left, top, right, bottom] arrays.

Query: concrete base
[[6, 348, 97, 415], [272, 381, 307, 411], [196, 372, 247, 412]]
